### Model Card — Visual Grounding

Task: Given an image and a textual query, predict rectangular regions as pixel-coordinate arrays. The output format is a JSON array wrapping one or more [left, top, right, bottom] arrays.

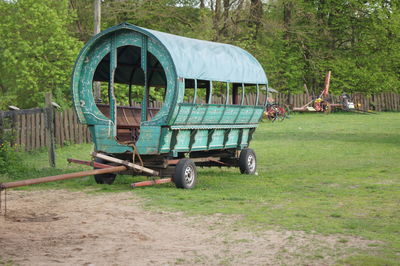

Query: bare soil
[[0, 190, 376, 265]]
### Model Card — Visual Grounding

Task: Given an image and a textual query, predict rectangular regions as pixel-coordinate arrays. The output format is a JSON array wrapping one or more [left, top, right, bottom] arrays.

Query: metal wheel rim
[[247, 154, 256, 172], [184, 165, 195, 186]]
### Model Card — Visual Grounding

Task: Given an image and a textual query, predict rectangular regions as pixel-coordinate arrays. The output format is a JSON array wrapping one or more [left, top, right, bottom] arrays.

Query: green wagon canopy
[[92, 22, 267, 86], [72, 23, 268, 155]]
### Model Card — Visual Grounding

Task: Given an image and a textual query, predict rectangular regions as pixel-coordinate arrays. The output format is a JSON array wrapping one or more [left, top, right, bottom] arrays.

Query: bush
[[0, 141, 24, 176], [0, 117, 25, 176]]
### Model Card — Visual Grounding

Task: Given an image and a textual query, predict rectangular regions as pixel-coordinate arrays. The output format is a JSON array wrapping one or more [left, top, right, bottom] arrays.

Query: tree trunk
[[213, 0, 222, 40], [93, 0, 101, 35], [283, 0, 292, 41], [221, 0, 230, 37], [250, 0, 263, 39], [93, 0, 101, 102]]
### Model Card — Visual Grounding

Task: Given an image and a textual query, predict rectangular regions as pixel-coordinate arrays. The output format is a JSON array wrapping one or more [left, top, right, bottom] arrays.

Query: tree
[[0, 0, 82, 109]]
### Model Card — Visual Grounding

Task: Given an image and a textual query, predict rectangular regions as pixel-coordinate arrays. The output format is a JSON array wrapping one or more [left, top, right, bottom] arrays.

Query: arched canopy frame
[[71, 24, 178, 128]]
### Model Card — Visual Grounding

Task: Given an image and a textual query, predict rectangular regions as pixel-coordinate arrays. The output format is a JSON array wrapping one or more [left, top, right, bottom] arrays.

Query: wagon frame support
[[92, 152, 159, 176]]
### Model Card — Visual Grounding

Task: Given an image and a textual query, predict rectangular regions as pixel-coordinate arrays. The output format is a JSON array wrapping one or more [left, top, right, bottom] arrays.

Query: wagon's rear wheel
[[173, 159, 197, 189], [94, 158, 116, 185], [239, 148, 257, 175]]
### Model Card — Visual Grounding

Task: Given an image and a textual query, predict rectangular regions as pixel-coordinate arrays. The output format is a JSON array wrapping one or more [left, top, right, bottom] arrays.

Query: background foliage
[[0, 0, 399, 109]]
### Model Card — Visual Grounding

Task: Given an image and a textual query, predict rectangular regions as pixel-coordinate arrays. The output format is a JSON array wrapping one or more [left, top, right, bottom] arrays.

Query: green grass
[[1, 112, 399, 264]]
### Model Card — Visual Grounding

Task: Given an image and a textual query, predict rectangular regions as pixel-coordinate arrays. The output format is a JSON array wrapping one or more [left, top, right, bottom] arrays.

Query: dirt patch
[[0, 190, 377, 265]]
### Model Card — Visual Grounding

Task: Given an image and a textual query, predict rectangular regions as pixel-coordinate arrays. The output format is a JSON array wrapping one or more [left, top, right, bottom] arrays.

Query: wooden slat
[[63, 109, 70, 143], [382, 93, 386, 111], [386, 93, 390, 111], [21, 114, 26, 150], [27, 114, 33, 151], [54, 112, 60, 145], [23, 114, 28, 150], [33, 113, 38, 149], [78, 121, 83, 144], [82, 123, 87, 143], [31, 113, 36, 149], [30, 114, 35, 150], [73, 112, 79, 144], [32, 113, 40, 149], [68, 109, 74, 143], [35, 113, 40, 149], [391, 93, 395, 111], [68, 109, 73, 143], [15, 114, 21, 147], [40, 112, 45, 148], [85, 126, 90, 143], [59, 112, 65, 146], [376, 94, 380, 111], [58, 111, 64, 145], [383, 93, 386, 111], [389, 93, 393, 111]]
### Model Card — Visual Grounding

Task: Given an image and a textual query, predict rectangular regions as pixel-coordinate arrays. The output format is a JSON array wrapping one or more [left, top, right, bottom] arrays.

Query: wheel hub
[[184, 165, 195, 186], [247, 154, 256, 172]]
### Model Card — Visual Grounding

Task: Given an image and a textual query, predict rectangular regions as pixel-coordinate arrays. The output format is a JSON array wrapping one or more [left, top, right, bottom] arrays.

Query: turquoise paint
[[208, 130, 225, 149], [159, 127, 172, 153], [173, 130, 191, 151], [191, 130, 209, 150], [225, 129, 240, 148], [136, 126, 162, 154]]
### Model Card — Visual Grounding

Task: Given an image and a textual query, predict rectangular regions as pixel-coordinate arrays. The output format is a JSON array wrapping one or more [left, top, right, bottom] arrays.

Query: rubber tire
[[94, 157, 116, 185], [239, 148, 257, 175], [173, 159, 197, 189]]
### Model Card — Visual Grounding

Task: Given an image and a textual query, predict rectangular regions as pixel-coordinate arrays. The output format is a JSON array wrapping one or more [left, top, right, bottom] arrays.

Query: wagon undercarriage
[[89, 147, 256, 188]]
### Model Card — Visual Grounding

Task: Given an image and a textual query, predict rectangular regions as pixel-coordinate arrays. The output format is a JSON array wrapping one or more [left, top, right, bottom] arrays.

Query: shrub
[[0, 141, 22, 175], [0, 118, 25, 176]]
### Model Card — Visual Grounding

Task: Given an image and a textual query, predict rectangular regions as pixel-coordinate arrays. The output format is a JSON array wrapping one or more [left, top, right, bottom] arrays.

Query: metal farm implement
[[291, 71, 375, 114], [0, 23, 269, 203]]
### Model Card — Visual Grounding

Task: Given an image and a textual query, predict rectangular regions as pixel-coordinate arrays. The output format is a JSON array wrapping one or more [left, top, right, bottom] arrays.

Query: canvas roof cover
[[93, 23, 268, 85], [139, 24, 268, 85]]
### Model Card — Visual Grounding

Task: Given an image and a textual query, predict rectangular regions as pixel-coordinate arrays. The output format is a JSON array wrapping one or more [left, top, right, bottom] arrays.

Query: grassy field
[[1, 112, 399, 264]]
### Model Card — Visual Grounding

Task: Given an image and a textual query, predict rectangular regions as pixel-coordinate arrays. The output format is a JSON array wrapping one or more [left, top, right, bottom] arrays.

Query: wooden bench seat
[[97, 104, 160, 143]]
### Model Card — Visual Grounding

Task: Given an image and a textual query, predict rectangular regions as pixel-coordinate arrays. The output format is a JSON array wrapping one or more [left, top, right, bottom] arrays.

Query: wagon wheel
[[93, 157, 116, 185], [239, 148, 257, 175], [173, 159, 197, 189]]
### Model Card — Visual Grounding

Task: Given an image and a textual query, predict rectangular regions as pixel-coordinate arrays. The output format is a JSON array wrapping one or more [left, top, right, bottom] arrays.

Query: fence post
[[45, 93, 56, 168], [0, 111, 4, 145]]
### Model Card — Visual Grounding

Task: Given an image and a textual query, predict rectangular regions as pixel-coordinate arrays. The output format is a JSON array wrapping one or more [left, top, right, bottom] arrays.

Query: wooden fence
[[0, 108, 91, 151], [272, 92, 400, 112], [0, 92, 399, 151]]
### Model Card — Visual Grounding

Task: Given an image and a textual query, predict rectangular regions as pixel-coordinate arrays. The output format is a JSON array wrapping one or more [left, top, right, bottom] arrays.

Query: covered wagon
[[71, 23, 269, 189]]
